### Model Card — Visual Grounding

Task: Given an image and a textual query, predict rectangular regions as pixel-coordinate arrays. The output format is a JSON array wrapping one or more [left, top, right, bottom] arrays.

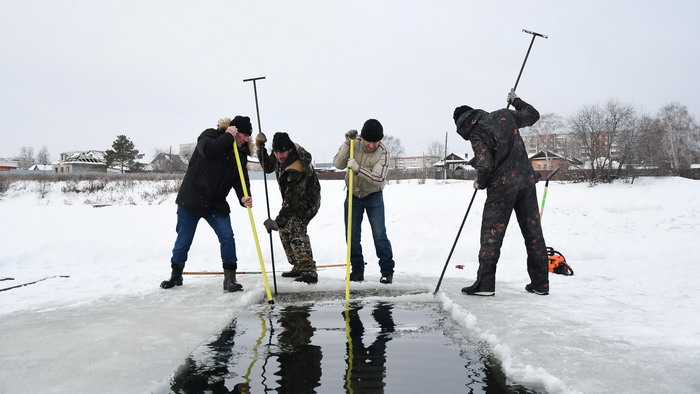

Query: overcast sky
[[1, 0, 699, 162]]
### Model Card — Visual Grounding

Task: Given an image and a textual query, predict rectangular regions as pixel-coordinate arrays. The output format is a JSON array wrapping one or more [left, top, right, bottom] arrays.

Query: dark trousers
[[170, 205, 237, 268], [476, 184, 549, 289], [344, 191, 395, 275]]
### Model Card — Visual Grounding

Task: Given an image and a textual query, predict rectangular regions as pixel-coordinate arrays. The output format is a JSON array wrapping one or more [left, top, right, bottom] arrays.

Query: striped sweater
[[333, 138, 389, 198]]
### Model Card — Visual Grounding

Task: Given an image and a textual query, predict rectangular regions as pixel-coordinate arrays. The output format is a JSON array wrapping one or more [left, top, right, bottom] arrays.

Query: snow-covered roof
[[28, 164, 53, 171], [61, 150, 106, 164], [529, 150, 582, 165]]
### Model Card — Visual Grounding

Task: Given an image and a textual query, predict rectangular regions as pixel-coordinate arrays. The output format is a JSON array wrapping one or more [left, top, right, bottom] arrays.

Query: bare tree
[[381, 135, 404, 168], [426, 141, 443, 157], [36, 146, 51, 165], [568, 100, 636, 183], [18, 146, 36, 169], [603, 100, 636, 171], [425, 140, 443, 165], [655, 103, 699, 171], [634, 114, 662, 167], [523, 112, 567, 168], [527, 112, 565, 138]]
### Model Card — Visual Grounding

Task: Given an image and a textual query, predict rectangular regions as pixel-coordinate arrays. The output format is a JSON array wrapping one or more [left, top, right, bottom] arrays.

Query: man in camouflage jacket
[[256, 132, 321, 284], [453, 90, 549, 296]]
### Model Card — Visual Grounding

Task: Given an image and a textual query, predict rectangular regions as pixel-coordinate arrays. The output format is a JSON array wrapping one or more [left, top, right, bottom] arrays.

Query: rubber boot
[[223, 267, 243, 292], [160, 264, 184, 289]]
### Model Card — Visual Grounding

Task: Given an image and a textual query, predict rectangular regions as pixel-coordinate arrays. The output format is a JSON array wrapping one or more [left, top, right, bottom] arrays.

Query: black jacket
[[176, 128, 250, 216], [456, 97, 540, 194]]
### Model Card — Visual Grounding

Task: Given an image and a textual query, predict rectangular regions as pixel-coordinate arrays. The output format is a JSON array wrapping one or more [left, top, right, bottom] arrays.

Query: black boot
[[223, 267, 243, 292], [461, 280, 495, 296], [281, 267, 301, 278], [349, 271, 364, 282], [294, 271, 318, 284], [461, 262, 495, 296], [380, 272, 393, 284], [160, 264, 184, 289]]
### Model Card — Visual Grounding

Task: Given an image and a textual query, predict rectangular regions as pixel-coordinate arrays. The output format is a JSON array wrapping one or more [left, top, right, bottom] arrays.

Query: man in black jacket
[[161, 116, 253, 292], [453, 90, 549, 296]]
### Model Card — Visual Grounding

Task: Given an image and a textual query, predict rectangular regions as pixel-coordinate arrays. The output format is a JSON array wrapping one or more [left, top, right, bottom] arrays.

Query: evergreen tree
[[105, 135, 144, 173]]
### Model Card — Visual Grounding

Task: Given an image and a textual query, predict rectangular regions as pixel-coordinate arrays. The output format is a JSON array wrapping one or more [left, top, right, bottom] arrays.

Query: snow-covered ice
[[1, 176, 698, 393]]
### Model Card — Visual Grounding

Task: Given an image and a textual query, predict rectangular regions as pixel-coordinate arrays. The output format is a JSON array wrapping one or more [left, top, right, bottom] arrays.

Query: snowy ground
[[1, 176, 699, 393]]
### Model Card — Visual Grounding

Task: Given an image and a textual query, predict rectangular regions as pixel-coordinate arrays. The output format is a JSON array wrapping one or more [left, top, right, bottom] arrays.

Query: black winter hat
[[230, 116, 252, 135], [360, 119, 383, 142], [272, 132, 294, 152], [453, 105, 474, 124]]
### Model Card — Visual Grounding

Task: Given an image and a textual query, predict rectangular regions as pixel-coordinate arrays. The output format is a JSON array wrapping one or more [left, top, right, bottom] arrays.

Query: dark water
[[169, 290, 538, 393]]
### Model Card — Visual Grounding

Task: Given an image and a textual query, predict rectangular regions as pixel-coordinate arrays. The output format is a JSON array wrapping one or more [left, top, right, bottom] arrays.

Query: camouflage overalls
[[259, 144, 321, 275], [455, 97, 549, 292]]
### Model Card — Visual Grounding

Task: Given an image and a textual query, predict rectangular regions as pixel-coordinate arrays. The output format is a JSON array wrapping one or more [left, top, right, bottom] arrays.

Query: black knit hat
[[453, 105, 473, 124], [230, 116, 252, 135], [272, 132, 294, 152], [360, 119, 383, 142]]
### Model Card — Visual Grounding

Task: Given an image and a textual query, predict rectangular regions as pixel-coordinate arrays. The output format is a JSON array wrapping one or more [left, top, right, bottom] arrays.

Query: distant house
[[432, 153, 471, 179], [432, 153, 469, 171], [28, 164, 53, 172], [314, 162, 336, 172], [0, 159, 19, 172], [393, 155, 440, 170], [53, 151, 108, 174], [179, 143, 196, 161], [529, 150, 582, 171], [149, 153, 187, 173]]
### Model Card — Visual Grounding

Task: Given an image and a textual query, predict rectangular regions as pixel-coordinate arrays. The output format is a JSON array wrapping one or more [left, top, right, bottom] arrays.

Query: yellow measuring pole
[[345, 138, 355, 300], [233, 140, 274, 304], [343, 302, 355, 393], [243, 308, 270, 384]]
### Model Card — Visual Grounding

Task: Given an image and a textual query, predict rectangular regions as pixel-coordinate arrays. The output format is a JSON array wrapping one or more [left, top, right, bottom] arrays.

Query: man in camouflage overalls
[[256, 132, 321, 284], [453, 90, 549, 296]]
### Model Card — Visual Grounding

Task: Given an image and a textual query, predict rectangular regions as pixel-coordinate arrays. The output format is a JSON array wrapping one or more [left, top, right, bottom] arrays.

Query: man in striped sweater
[[333, 119, 395, 284]]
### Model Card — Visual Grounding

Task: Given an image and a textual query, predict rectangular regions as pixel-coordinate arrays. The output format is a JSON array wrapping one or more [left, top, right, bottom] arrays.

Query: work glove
[[507, 89, 518, 105], [345, 129, 358, 140], [263, 218, 279, 233], [255, 132, 267, 148], [347, 158, 360, 172]]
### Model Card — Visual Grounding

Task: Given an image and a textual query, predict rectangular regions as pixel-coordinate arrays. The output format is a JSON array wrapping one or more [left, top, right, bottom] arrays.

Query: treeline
[[523, 101, 700, 183]]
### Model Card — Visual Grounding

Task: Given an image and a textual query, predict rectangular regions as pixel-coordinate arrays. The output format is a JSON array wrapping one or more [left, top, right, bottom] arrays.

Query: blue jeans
[[344, 191, 395, 274], [171, 205, 238, 266]]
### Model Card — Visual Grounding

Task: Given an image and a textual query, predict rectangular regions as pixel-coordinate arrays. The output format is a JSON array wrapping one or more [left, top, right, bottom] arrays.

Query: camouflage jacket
[[455, 97, 540, 194], [258, 143, 321, 227]]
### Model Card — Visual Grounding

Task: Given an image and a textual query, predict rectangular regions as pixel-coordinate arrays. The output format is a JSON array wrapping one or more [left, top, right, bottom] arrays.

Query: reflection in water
[[169, 298, 539, 393], [343, 301, 395, 393], [170, 319, 251, 393], [273, 305, 322, 393]]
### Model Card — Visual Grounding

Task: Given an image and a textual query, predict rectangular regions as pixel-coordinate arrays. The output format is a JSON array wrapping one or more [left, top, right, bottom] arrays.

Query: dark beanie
[[453, 105, 474, 124], [272, 132, 294, 152], [230, 116, 252, 135], [360, 119, 383, 142]]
